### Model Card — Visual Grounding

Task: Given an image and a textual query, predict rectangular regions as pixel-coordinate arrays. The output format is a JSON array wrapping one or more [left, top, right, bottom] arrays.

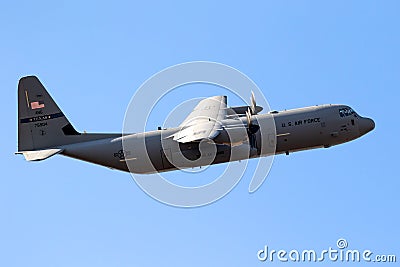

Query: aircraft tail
[[17, 76, 121, 161], [17, 76, 82, 152]]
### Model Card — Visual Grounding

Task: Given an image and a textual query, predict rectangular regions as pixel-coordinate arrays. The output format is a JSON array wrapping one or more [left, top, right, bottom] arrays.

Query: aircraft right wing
[[168, 96, 227, 143]]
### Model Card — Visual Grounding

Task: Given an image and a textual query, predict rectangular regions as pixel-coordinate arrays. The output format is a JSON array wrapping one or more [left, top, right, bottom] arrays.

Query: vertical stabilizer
[[18, 76, 79, 151]]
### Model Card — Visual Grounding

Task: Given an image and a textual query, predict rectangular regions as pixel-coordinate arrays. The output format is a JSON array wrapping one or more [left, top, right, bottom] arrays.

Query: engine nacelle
[[214, 119, 250, 146]]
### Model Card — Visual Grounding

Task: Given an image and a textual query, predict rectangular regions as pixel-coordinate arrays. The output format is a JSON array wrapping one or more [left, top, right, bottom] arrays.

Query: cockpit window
[[339, 107, 356, 117]]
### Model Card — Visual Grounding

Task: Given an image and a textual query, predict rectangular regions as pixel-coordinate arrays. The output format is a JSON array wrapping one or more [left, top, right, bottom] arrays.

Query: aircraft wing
[[170, 96, 227, 143]]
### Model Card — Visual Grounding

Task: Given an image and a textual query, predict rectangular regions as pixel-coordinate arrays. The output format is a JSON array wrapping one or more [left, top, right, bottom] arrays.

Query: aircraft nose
[[359, 117, 375, 135]]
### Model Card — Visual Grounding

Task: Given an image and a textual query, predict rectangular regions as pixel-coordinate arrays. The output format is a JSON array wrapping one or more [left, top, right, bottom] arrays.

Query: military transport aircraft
[[16, 76, 375, 173]]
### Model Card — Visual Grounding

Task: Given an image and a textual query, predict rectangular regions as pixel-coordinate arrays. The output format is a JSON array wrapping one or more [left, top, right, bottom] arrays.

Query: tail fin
[[18, 76, 80, 151]]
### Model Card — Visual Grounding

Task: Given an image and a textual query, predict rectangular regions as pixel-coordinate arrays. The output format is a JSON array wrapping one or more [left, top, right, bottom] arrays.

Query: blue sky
[[1, 1, 399, 266]]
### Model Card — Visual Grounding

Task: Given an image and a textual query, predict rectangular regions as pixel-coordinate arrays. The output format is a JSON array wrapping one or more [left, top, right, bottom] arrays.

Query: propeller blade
[[246, 107, 251, 127], [246, 106, 260, 135], [250, 91, 256, 115]]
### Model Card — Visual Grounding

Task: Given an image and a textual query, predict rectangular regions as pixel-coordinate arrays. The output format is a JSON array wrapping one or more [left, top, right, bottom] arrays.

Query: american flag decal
[[31, 101, 45, 110]]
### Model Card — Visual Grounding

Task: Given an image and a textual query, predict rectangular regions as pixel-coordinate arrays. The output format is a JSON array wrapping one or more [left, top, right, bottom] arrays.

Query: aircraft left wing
[[169, 96, 227, 143]]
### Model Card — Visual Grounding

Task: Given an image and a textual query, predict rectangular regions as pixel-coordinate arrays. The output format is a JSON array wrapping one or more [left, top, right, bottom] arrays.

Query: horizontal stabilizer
[[16, 148, 63, 161]]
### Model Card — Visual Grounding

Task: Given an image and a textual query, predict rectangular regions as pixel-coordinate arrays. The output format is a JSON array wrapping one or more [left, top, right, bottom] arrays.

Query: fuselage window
[[339, 107, 356, 117], [351, 119, 355, 126]]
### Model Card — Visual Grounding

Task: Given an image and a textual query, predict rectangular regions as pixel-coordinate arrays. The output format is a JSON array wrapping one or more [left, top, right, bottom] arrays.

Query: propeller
[[250, 91, 256, 115], [246, 107, 260, 134], [246, 92, 260, 148]]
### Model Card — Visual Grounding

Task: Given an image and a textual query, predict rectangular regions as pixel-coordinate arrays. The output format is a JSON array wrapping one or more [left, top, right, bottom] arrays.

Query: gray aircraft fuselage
[[17, 76, 374, 173], [61, 104, 374, 173]]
